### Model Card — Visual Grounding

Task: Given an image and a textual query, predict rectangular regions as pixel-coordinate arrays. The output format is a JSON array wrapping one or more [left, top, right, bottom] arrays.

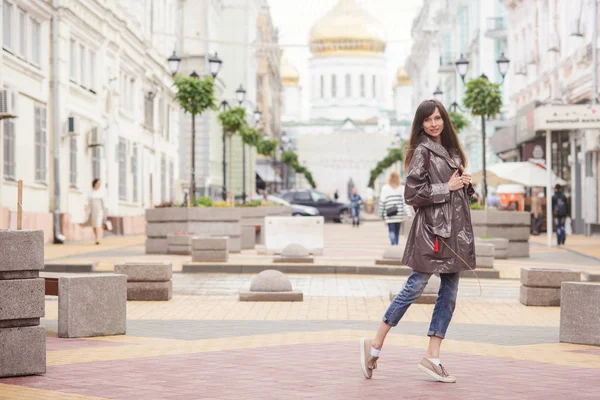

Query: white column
[[546, 129, 553, 247]]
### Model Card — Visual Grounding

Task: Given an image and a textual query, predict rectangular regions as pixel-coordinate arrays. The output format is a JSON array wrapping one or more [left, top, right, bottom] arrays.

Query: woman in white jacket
[[379, 172, 410, 245]]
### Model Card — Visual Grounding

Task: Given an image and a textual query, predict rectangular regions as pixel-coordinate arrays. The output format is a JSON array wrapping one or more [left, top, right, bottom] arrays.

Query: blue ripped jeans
[[383, 271, 460, 339]]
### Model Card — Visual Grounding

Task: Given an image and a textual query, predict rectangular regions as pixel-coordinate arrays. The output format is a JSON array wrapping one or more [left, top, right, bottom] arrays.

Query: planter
[[257, 206, 293, 245], [476, 237, 509, 259], [167, 233, 195, 255], [145, 208, 242, 254], [471, 210, 530, 258], [240, 208, 268, 250]]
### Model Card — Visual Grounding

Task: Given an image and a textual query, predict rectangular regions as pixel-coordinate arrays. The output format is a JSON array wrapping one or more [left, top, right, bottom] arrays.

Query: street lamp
[[241, 107, 261, 204], [190, 71, 199, 79], [236, 85, 247, 105], [220, 100, 231, 201], [455, 53, 469, 83], [496, 52, 510, 80], [433, 86, 444, 102], [168, 50, 181, 76], [208, 53, 222, 78], [254, 109, 262, 125]]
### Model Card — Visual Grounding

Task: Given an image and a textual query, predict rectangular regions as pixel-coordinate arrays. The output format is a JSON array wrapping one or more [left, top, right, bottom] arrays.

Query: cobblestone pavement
[[1, 223, 596, 398]]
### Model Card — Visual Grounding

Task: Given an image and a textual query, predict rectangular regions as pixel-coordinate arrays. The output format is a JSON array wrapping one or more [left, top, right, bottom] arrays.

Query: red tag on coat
[[433, 237, 439, 253]]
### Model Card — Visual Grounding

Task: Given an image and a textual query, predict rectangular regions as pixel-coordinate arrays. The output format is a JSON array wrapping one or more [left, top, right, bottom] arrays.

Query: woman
[[86, 178, 107, 245], [379, 172, 409, 245], [349, 187, 363, 227], [361, 100, 475, 383]]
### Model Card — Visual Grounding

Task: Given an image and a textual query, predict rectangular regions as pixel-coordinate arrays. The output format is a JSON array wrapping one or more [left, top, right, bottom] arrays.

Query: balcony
[[438, 53, 456, 74], [485, 17, 508, 39]]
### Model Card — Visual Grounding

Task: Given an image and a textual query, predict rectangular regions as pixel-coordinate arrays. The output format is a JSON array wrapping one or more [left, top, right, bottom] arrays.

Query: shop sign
[[535, 105, 600, 130]]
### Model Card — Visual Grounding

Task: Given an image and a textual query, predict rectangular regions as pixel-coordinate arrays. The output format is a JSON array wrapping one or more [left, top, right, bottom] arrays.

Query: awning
[[255, 163, 282, 183], [472, 161, 566, 188]]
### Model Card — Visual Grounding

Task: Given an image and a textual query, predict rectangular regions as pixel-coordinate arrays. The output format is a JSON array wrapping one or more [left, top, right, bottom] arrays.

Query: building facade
[[1, 0, 180, 242]]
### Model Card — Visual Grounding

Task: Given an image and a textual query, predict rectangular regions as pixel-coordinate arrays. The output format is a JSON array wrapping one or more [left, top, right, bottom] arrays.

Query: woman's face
[[423, 107, 444, 139], [94, 180, 101, 190]]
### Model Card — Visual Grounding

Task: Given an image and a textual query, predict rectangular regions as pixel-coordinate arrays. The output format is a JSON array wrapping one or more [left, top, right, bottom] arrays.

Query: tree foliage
[[239, 125, 262, 146], [280, 150, 316, 189], [256, 139, 278, 157], [303, 171, 317, 189], [448, 111, 470, 133], [218, 107, 246, 134], [172, 74, 217, 116], [463, 77, 503, 118], [368, 147, 404, 188]]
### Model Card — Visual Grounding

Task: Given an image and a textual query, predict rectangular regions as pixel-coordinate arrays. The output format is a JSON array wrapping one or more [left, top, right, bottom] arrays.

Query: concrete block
[[0, 326, 46, 377], [187, 207, 242, 222], [273, 256, 315, 264], [473, 226, 530, 241], [0, 279, 44, 322], [226, 236, 242, 253], [375, 259, 406, 266], [145, 238, 168, 254], [192, 250, 229, 262], [264, 216, 325, 255], [477, 238, 509, 259], [471, 210, 530, 226], [507, 241, 529, 257], [114, 262, 172, 282], [182, 264, 242, 273], [240, 207, 267, 219], [0, 318, 40, 328], [127, 281, 172, 301], [521, 268, 581, 288], [461, 269, 500, 279], [146, 222, 190, 238], [44, 262, 97, 273], [583, 272, 600, 282], [0, 230, 44, 272], [475, 243, 495, 257], [519, 285, 561, 306], [167, 233, 196, 246], [0, 271, 39, 280], [146, 208, 188, 222], [187, 222, 241, 237], [192, 237, 229, 251], [475, 256, 494, 268], [167, 245, 191, 255], [58, 274, 127, 338], [560, 282, 600, 346], [250, 270, 292, 292], [242, 226, 256, 250], [239, 291, 303, 302]]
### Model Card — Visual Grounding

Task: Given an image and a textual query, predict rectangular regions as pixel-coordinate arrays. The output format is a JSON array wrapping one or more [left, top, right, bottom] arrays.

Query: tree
[[448, 111, 470, 133], [280, 150, 317, 189], [463, 76, 503, 205], [173, 74, 218, 204], [218, 107, 246, 134], [239, 125, 261, 147], [368, 147, 404, 188], [257, 138, 278, 157]]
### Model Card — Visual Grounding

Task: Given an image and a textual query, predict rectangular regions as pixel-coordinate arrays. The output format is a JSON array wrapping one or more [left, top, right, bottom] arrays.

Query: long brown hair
[[404, 99, 467, 171]]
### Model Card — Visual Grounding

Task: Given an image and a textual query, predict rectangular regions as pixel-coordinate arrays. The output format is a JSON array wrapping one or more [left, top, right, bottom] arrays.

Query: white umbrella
[[471, 161, 566, 188]]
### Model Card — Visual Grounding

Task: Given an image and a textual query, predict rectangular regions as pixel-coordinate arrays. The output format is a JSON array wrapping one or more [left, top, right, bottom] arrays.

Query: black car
[[281, 190, 351, 223]]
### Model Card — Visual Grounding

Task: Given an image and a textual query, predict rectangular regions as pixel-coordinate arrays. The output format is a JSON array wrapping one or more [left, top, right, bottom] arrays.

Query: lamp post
[[169, 51, 222, 205], [433, 86, 444, 102], [454, 53, 510, 206], [233, 85, 247, 203], [220, 100, 231, 201], [263, 133, 273, 193]]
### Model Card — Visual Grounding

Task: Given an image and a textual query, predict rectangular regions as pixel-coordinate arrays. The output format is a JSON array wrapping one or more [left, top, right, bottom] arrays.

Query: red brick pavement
[[4, 342, 600, 399]]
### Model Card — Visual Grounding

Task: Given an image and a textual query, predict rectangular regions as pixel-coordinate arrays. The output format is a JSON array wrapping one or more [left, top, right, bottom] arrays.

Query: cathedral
[[281, 0, 413, 200]]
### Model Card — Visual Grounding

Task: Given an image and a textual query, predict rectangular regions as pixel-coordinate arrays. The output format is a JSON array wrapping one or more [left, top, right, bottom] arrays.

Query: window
[[91, 147, 101, 180], [70, 39, 77, 81], [331, 75, 337, 98], [34, 104, 47, 183], [144, 93, 154, 128], [294, 191, 312, 202], [161, 155, 166, 202], [18, 9, 26, 58], [310, 191, 330, 203], [345, 74, 351, 98], [132, 145, 138, 203], [79, 43, 86, 87], [320, 75, 324, 98], [169, 160, 174, 200], [3, 2, 13, 51], [128, 79, 135, 110], [158, 97, 165, 134], [166, 105, 171, 141], [31, 19, 40, 65], [3, 90, 16, 179], [69, 136, 77, 187], [360, 74, 365, 97], [372, 76, 376, 98], [118, 139, 127, 200], [89, 50, 95, 90]]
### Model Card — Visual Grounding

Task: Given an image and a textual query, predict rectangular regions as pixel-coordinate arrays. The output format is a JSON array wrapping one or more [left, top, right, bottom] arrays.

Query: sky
[[268, 0, 424, 120]]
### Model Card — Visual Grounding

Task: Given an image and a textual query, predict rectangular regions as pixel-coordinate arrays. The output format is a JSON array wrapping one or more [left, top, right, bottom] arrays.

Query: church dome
[[394, 67, 411, 87], [281, 56, 300, 87], [309, 0, 386, 58]]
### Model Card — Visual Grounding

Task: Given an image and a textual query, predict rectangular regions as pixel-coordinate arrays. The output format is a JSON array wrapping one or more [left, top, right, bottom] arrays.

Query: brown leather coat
[[401, 137, 476, 274]]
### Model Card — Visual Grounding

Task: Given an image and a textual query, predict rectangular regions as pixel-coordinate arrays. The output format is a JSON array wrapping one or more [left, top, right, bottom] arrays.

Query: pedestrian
[[85, 178, 108, 245], [552, 184, 568, 245], [349, 187, 363, 227], [365, 186, 375, 213], [530, 188, 543, 235], [333, 190, 339, 201], [379, 171, 408, 245], [361, 99, 476, 383]]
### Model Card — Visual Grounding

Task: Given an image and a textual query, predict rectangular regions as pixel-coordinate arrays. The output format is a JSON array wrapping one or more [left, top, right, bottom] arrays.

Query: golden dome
[[309, 0, 386, 58], [280, 56, 300, 87], [394, 67, 411, 87]]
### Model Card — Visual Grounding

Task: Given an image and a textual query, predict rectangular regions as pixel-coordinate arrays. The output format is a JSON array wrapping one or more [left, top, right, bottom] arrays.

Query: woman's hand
[[459, 165, 472, 186], [448, 170, 464, 192]]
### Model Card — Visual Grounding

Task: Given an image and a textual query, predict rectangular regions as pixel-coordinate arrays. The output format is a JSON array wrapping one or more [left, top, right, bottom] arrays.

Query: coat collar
[[418, 136, 459, 170]]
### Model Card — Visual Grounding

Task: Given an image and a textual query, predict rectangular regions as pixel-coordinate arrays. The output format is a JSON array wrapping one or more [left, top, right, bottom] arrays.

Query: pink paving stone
[[46, 336, 132, 351], [2, 342, 600, 399]]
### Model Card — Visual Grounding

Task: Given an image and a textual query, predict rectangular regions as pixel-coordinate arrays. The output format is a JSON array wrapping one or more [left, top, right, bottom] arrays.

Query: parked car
[[266, 195, 320, 217], [280, 190, 351, 223]]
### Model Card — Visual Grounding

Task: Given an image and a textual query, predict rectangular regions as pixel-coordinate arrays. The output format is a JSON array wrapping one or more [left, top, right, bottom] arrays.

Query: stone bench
[[0, 229, 46, 378], [167, 233, 195, 255], [472, 211, 530, 257], [520, 268, 581, 306], [114, 262, 173, 301], [476, 238, 509, 259], [560, 282, 600, 346], [192, 237, 229, 262], [43, 273, 127, 338], [475, 242, 494, 268]]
